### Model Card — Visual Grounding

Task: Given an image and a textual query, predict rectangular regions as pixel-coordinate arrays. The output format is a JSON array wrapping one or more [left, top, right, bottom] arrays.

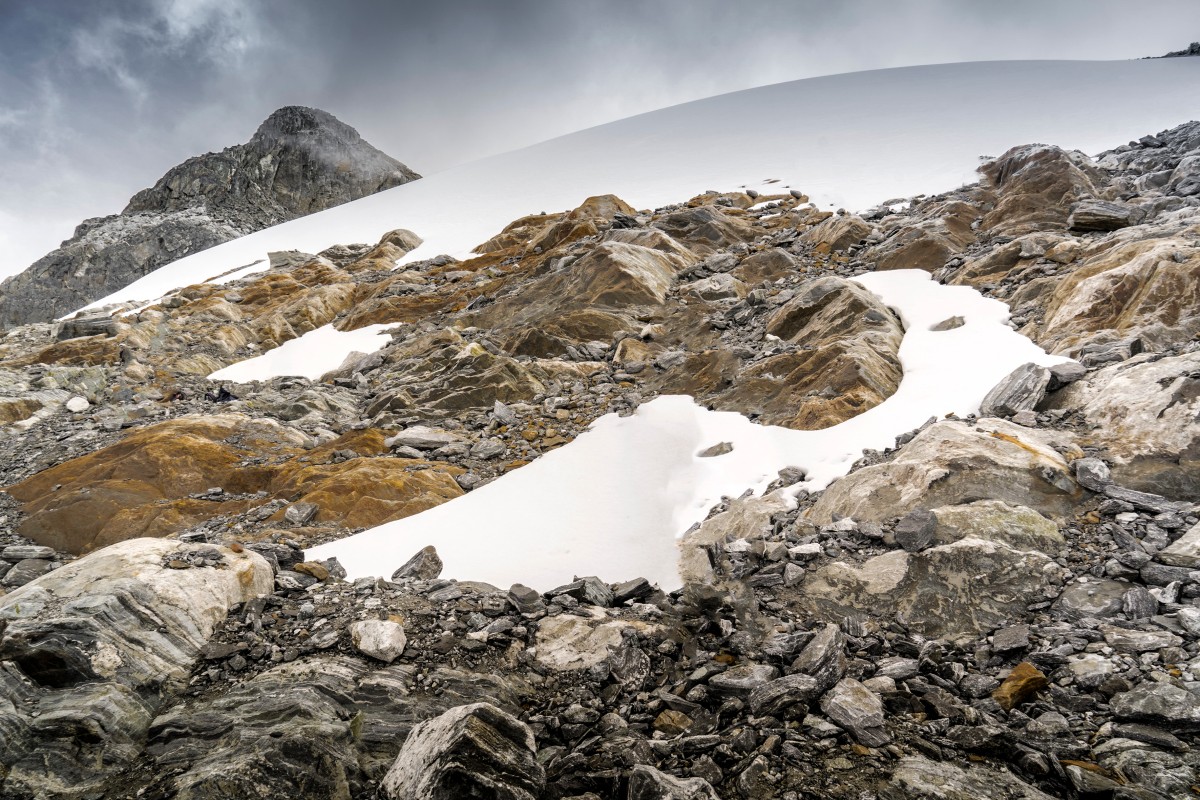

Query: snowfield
[[80, 58, 1199, 315], [307, 270, 1072, 590]]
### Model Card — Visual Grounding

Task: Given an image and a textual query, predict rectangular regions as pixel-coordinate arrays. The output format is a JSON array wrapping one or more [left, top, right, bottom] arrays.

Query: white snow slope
[[82, 59, 1199, 315], [308, 269, 1071, 591]]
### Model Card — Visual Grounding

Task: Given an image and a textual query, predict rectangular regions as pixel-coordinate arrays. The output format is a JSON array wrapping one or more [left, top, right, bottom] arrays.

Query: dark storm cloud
[[2, 0, 1200, 277]]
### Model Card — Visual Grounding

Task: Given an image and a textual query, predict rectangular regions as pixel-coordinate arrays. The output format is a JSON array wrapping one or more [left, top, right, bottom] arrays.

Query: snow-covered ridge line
[[307, 269, 1071, 591], [77, 58, 1200, 315]]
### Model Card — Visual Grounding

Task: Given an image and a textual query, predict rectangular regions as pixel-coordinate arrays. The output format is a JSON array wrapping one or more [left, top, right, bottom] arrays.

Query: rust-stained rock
[[992, 662, 1050, 710], [5, 415, 463, 553]]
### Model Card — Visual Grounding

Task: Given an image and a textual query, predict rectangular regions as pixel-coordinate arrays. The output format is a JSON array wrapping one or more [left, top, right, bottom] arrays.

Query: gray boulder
[[381, 702, 544, 800], [820, 677, 890, 747], [627, 764, 721, 800], [1067, 199, 1143, 231], [978, 362, 1051, 417]]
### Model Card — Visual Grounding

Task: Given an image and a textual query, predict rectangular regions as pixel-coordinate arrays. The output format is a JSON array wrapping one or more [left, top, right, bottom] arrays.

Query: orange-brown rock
[[979, 145, 1106, 236], [732, 248, 799, 284], [992, 662, 1050, 710], [5, 415, 463, 554], [801, 214, 873, 252], [869, 200, 979, 272]]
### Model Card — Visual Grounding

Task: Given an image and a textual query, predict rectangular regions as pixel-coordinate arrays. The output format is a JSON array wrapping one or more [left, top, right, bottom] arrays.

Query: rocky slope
[[0, 120, 1198, 798], [0, 106, 419, 328]]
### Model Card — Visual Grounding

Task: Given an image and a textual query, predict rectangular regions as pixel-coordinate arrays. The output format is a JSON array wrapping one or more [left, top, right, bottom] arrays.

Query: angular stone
[[820, 677, 890, 747], [507, 584, 545, 617], [992, 624, 1030, 653], [549, 576, 613, 608], [349, 619, 407, 663], [889, 755, 1056, 800], [992, 662, 1049, 711], [1100, 624, 1180, 653], [284, 501, 319, 525], [611, 578, 654, 605], [0, 558, 55, 587], [1068, 200, 1142, 232], [1047, 360, 1086, 389], [653, 709, 694, 736], [0, 545, 57, 561], [381, 703, 544, 800], [748, 673, 821, 718], [1103, 484, 1187, 514], [707, 664, 779, 698], [894, 508, 936, 552], [1121, 586, 1158, 620], [1111, 683, 1200, 728], [386, 426, 463, 450], [1054, 579, 1128, 620], [392, 545, 443, 581], [1067, 654, 1115, 691], [790, 623, 846, 693], [627, 764, 720, 800], [1158, 521, 1200, 568], [1073, 458, 1112, 493], [979, 362, 1051, 417]]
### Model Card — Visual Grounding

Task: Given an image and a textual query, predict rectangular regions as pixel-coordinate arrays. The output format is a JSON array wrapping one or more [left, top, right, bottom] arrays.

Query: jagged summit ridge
[[0, 106, 418, 328]]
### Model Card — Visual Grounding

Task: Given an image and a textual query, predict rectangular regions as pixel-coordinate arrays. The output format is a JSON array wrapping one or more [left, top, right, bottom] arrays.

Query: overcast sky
[[2, 0, 1199, 279]]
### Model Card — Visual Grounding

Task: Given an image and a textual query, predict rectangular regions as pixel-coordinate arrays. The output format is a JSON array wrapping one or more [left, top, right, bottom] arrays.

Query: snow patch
[[307, 270, 1072, 591], [208, 323, 395, 382]]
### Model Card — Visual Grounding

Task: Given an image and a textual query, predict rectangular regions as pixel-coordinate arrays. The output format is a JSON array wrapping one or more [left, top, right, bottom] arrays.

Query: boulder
[[0, 539, 272, 795], [1158, 520, 1200, 568], [978, 144, 1105, 236], [801, 213, 873, 252], [808, 419, 1082, 524], [930, 500, 1064, 552], [626, 764, 720, 800], [1067, 200, 1142, 232], [708, 276, 902, 429], [1034, 239, 1200, 356], [978, 362, 1051, 417], [886, 756, 1056, 800], [349, 620, 408, 663], [801, 537, 1059, 639], [820, 678, 890, 746], [1111, 683, 1200, 728], [1049, 352, 1200, 498], [380, 703, 544, 800]]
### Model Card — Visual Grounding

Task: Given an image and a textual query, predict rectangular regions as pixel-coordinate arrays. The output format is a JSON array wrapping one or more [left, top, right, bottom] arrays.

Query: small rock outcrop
[[381, 702, 544, 800], [0, 106, 419, 327]]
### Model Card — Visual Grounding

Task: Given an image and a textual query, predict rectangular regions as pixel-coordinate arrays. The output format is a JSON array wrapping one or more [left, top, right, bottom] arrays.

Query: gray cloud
[[2, 0, 1199, 277]]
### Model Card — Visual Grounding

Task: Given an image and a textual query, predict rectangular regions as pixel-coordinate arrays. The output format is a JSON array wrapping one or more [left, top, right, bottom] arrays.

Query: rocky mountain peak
[[252, 105, 355, 140], [0, 107, 418, 328]]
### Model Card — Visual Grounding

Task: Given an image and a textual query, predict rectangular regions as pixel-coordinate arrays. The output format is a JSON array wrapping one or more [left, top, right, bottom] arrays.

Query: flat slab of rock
[[381, 702, 544, 800], [888, 755, 1056, 799], [1157, 521, 1200, 568], [1067, 199, 1142, 231]]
